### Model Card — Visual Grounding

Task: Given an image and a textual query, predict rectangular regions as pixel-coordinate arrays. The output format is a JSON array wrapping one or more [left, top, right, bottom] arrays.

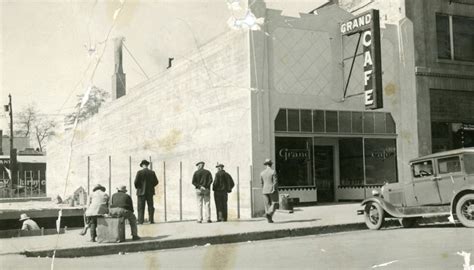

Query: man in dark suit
[[260, 158, 278, 223], [109, 185, 140, 240], [134, 160, 159, 224], [212, 163, 234, 222]]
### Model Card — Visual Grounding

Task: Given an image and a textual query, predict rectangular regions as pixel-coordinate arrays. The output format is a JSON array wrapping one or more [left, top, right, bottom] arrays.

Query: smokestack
[[112, 37, 126, 100]]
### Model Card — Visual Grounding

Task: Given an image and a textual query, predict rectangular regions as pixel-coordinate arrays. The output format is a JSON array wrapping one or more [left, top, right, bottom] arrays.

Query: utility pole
[[6, 94, 17, 187]]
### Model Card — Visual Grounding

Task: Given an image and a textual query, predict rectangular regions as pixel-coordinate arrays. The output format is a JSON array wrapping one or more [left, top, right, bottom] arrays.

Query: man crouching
[[109, 185, 140, 241]]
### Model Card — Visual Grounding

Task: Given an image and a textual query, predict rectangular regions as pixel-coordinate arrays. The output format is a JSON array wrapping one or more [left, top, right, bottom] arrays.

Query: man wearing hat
[[134, 159, 159, 224], [84, 184, 109, 241], [110, 185, 140, 240], [260, 158, 278, 223], [212, 163, 234, 222], [19, 213, 40, 231], [192, 161, 213, 223]]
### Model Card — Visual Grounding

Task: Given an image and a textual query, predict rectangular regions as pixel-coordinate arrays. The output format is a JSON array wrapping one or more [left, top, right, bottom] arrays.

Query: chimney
[[112, 37, 126, 100]]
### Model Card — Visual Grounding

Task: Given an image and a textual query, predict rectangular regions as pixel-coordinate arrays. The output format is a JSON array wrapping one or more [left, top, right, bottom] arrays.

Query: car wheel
[[456, 193, 474, 228], [399, 217, 418, 228], [364, 202, 385, 230]]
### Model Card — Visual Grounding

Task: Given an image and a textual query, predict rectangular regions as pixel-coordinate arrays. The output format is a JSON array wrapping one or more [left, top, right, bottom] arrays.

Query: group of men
[[80, 156, 278, 242]]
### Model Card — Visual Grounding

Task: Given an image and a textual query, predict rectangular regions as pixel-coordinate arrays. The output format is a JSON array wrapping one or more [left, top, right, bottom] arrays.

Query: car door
[[412, 159, 442, 205], [435, 155, 464, 204]]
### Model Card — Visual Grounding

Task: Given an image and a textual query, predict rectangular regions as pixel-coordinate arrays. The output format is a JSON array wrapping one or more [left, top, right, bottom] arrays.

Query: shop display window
[[364, 139, 398, 185], [275, 137, 313, 187]]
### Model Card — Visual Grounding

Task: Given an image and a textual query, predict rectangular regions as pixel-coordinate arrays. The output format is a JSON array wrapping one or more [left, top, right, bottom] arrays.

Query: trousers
[[109, 207, 138, 237], [263, 192, 279, 217], [137, 194, 155, 224], [214, 191, 228, 221], [196, 188, 211, 221]]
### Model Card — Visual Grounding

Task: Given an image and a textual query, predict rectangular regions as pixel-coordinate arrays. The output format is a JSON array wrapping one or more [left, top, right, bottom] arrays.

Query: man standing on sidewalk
[[260, 158, 278, 223], [110, 185, 140, 240], [192, 161, 213, 223], [212, 163, 234, 222], [134, 160, 159, 224]]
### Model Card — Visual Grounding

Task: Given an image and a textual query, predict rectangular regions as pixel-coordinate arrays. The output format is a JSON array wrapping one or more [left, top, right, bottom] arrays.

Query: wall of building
[[2, 136, 31, 155], [47, 30, 253, 220], [248, 1, 419, 210], [405, 0, 474, 155]]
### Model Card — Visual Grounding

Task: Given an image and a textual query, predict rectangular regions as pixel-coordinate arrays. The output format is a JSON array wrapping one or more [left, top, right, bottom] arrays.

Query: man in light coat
[[260, 159, 278, 223], [134, 160, 159, 224], [19, 213, 40, 231], [84, 184, 109, 242]]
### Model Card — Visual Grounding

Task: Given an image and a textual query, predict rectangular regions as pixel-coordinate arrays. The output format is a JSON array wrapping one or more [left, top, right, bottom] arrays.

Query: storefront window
[[339, 138, 364, 186], [339, 111, 351, 133], [288, 109, 300, 132], [363, 112, 374, 133], [364, 139, 397, 185], [352, 112, 363, 133], [275, 137, 313, 187], [374, 113, 386, 133], [301, 110, 312, 132], [275, 109, 287, 132], [326, 111, 338, 132], [313, 110, 325, 132]]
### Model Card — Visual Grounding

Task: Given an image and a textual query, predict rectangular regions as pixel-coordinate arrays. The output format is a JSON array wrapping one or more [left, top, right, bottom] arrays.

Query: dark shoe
[[150, 221, 155, 224], [197, 220, 202, 223], [207, 220, 212, 223], [132, 236, 141, 241], [88, 238, 96, 242], [265, 214, 273, 223]]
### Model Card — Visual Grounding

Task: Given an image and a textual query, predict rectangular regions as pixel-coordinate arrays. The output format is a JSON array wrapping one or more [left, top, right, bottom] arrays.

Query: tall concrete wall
[[47, 30, 253, 220]]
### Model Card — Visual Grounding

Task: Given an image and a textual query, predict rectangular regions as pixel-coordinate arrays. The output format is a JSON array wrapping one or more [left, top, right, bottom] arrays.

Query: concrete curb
[[22, 222, 366, 258]]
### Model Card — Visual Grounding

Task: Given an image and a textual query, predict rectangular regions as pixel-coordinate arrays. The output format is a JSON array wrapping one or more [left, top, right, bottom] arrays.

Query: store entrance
[[314, 145, 335, 202]]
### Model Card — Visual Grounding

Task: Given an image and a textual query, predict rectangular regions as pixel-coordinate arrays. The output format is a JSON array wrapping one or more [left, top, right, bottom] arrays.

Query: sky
[[0, 0, 328, 132]]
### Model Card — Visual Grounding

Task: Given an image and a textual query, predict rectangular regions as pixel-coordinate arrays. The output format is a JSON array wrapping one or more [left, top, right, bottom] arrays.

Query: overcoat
[[260, 167, 278, 195], [134, 168, 159, 196], [85, 190, 109, 216]]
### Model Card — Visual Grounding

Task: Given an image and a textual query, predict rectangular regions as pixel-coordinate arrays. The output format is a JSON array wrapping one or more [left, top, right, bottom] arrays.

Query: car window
[[438, 156, 461, 174], [412, 160, 433, 178]]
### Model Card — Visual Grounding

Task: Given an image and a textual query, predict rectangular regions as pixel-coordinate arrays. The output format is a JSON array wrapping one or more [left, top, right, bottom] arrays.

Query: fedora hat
[[19, 213, 30, 221], [140, 160, 150, 167], [263, 158, 273, 166], [117, 185, 127, 193], [92, 184, 106, 192], [196, 161, 205, 166], [216, 163, 224, 168]]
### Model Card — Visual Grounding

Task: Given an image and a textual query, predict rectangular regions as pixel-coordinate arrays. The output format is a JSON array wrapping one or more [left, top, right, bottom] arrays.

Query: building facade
[[47, 0, 474, 218]]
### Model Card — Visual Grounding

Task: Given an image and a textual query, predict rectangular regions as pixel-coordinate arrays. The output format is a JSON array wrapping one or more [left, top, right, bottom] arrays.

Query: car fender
[[451, 186, 474, 214], [360, 197, 404, 218]]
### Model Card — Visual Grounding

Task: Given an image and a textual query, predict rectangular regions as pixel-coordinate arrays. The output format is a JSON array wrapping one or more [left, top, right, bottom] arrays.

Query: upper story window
[[436, 14, 474, 62]]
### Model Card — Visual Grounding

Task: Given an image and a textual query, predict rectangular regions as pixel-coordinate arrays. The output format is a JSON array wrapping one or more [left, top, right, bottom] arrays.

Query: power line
[[123, 42, 150, 79]]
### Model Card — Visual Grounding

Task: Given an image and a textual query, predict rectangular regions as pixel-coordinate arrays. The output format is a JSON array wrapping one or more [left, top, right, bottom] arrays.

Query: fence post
[[237, 166, 240, 219], [149, 156, 153, 170], [179, 161, 183, 221], [163, 161, 167, 222], [249, 165, 253, 218], [87, 156, 90, 195], [129, 156, 132, 196], [108, 156, 111, 197]]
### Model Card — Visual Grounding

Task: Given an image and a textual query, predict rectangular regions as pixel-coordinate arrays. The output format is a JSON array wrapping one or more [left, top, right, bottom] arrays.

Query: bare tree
[[15, 103, 38, 137], [15, 103, 57, 152], [34, 119, 57, 152], [64, 86, 110, 126]]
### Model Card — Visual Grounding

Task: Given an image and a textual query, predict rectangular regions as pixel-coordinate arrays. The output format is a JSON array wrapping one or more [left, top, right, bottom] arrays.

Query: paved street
[[1, 225, 472, 270]]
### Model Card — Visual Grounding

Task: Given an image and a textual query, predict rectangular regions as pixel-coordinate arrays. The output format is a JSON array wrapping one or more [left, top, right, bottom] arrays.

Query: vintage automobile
[[358, 147, 474, 229]]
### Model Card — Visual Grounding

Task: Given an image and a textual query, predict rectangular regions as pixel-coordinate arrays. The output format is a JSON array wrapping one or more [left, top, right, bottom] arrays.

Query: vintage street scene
[[1, 0, 473, 269]]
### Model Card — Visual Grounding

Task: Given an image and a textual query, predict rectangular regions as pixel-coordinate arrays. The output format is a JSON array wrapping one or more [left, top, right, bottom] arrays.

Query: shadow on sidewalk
[[134, 235, 169, 241], [274, 218, 321, 224]]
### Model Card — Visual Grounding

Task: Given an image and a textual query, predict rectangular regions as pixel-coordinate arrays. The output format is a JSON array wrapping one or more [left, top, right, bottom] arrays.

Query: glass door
[[314, 145, 335, 202]]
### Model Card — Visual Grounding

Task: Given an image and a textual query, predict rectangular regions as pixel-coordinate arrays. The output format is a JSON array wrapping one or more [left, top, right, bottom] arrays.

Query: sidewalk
[[0, 203, 366, 258]]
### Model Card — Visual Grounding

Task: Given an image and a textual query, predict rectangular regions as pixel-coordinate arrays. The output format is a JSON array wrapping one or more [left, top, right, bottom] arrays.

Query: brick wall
[[47, 30, 253, 220]]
